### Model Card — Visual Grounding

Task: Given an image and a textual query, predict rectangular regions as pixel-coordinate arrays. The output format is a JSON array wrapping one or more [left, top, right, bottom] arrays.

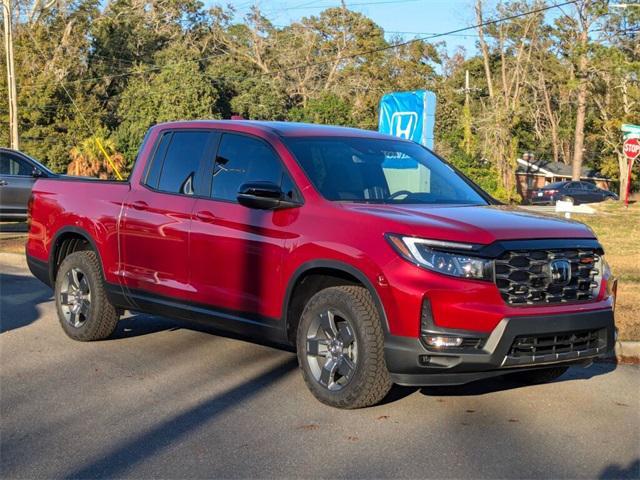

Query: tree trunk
[[539, 76, 560, 163], [475, 0, 494, 99], [571, 28, 588, 181], [618, 153, 629, 199]]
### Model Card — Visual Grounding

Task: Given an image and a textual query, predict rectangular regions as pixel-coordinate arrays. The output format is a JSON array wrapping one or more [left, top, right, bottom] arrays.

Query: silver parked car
[[0, 148, 56, 221]]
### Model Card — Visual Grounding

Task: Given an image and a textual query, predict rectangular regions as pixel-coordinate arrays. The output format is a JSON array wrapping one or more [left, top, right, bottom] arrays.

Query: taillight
[[545, 189, 558, 195]]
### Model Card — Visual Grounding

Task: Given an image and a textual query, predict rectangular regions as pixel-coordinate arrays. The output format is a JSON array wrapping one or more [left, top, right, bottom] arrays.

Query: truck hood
[[340, 204, 595, 244]]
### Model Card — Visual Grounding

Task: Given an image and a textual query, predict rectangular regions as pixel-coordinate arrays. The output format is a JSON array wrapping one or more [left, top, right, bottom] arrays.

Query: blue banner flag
[[378, 90, 436, 149]]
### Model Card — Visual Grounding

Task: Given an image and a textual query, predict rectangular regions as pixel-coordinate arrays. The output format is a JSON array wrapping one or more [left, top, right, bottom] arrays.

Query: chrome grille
[[494, 249, 600, 305]]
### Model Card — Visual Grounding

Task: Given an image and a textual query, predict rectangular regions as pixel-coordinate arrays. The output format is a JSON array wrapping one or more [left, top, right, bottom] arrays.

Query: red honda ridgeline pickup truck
[[26, 121, 616, 408]]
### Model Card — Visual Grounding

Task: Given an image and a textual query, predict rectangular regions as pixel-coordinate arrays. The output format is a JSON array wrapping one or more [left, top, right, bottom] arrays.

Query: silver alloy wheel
[[306, 309, 358, 391], [59, 267, 92, 328]]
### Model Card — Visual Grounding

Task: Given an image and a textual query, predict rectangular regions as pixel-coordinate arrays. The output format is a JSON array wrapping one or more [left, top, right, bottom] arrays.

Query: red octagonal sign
[[623, 137, 640, 160]]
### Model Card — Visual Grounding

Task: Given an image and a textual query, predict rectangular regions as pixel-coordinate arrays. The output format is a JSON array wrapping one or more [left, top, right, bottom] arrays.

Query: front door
[[119, 129, 216, 299], [190, 132, 301, 320]]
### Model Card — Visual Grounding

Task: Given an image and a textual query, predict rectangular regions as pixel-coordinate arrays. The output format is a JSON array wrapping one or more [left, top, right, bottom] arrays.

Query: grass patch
[[572, 201, 640, 341]]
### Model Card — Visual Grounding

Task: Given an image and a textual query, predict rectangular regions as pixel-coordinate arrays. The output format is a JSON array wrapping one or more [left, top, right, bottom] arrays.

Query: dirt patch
[[296, 424, 320, 431], [0, 236, 27, 254]]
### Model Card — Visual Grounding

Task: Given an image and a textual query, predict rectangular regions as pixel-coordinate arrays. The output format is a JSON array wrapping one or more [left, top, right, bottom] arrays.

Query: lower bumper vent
[[503, 329, 606, 366]]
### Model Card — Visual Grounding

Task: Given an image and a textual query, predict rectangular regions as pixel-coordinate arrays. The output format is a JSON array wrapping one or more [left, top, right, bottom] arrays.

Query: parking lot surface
[[1, 252, 639, 479]]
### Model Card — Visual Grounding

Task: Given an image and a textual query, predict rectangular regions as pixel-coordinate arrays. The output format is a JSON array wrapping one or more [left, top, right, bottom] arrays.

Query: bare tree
[[475, 0, 544, 200]]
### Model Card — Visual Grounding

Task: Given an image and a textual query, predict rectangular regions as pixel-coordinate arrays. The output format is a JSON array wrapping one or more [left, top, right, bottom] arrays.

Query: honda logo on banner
[[379, 91, 436, 148], [390, 112, 418, 140]]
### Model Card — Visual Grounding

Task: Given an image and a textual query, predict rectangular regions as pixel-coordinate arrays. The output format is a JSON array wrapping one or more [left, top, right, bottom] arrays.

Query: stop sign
[[623, 137, 640, 160]]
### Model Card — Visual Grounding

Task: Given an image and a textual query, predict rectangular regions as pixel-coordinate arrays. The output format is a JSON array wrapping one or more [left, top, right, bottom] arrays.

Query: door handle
[[0, 180, 7, 186], [195, 210, 217, 223], [131, 200, 148, 211]]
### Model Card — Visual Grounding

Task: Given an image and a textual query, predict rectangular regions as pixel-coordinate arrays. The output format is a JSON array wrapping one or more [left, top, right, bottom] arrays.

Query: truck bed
[[26, 177, 131, 285]]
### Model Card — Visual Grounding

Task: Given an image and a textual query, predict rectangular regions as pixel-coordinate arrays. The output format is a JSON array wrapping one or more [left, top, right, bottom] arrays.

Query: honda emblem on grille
[[550, 259, 572, 285]]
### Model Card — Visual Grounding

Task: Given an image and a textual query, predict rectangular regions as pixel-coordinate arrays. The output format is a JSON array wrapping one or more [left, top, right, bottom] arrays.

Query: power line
[[258, 0, 581, 77]]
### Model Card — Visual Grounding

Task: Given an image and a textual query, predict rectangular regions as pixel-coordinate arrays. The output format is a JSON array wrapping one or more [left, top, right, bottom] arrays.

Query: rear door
[[119, 129, 217, 299], [0, 151, 36, 218]]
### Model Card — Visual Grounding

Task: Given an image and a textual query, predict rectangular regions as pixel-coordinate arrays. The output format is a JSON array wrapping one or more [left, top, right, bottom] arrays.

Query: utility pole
[[458, 70, 480, 156], [465, 70, 470, 107], [2, 0, 18, 150]]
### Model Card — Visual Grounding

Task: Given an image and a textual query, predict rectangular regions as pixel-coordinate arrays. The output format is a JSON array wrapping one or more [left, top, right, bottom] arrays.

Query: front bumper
[[384, 308, 614, 386]]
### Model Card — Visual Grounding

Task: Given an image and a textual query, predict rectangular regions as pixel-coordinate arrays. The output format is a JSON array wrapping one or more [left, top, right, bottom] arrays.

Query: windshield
[[284, 137, 488, 205]]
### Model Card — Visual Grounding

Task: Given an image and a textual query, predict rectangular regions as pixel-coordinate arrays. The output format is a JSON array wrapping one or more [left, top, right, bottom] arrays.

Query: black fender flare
[[48, 225, 105, 284], [282, 259, 390, 337]]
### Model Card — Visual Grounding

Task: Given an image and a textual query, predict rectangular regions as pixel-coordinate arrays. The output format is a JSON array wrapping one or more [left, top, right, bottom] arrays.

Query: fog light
[[425, 335, 464, 348], [418, 355, 431, 365]]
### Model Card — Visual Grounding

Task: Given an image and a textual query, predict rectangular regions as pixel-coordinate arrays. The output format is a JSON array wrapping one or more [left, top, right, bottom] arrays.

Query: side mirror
[[31, 168, 45, 178], [237, 182, 300, 210]]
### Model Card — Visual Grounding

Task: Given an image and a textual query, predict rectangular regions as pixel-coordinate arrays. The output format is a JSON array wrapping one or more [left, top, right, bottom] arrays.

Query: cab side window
[[0, 153, 31, 176], [211, 133, 297, 202], [145, 131, 211, 196]]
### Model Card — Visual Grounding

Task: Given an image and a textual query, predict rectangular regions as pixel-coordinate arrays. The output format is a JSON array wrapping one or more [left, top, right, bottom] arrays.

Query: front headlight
[[386, 234, 493, 281]]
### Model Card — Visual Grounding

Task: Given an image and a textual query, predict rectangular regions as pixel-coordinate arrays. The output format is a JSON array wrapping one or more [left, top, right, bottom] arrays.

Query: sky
[[217, 0, 492, 55]]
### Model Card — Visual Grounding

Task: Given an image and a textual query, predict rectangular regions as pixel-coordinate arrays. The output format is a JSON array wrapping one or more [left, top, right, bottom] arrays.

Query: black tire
[[508, 366, 569, 385], [54, 250, 119, 341], [296, 285, 392, 409]]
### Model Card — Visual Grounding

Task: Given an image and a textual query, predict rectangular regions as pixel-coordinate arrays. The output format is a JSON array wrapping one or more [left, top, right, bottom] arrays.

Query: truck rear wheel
[[55, 251, 119, 341], [296, 285, 392, 409]]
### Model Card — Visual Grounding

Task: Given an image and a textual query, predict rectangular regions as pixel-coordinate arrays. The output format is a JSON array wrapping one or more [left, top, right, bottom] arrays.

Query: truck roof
[[152, 120, 402, 140]]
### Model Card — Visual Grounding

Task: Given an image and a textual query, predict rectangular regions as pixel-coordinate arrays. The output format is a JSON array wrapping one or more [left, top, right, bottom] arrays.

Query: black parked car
[[530, 180, 618, 206], [0, 148, 56, 221]]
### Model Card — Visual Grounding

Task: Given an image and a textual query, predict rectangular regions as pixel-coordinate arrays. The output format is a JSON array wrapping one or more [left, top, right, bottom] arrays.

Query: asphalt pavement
[[1, 252, 639, 479]]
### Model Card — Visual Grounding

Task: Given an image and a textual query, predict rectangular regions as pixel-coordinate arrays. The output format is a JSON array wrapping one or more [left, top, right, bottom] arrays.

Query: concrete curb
[[615, 341, 640, 363]]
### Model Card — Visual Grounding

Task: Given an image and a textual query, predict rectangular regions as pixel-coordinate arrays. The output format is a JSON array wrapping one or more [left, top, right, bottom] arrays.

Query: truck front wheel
[[55, 250, 120, 341], [296, 285, 392, 409]]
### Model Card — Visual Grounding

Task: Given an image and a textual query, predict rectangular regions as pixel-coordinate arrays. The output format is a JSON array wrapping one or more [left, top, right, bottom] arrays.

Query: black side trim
[[105, 284, 289, 346], [26, 254, 51, 287], [282, 259, 390, 335]]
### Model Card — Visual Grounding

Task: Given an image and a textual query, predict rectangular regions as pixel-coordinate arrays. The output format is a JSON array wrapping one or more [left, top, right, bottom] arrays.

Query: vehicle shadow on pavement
[[62, 357, 298, 479], [419, 361, 618, 397], [0, 272, 52, 333], [380, 361, 618, 403], [108, 313, 182, 340], [599, 459, 640, 479], [111, 311, 297, 353]]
